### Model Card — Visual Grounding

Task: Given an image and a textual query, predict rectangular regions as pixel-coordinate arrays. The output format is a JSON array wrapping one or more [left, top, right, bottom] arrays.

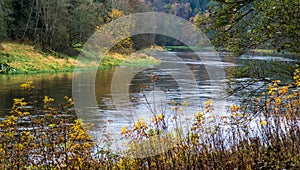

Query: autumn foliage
[[0, 67, 299, 169]]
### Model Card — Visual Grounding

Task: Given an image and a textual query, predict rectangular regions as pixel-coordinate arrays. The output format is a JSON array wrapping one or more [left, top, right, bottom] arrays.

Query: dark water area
[[0, 73, 73, 116]]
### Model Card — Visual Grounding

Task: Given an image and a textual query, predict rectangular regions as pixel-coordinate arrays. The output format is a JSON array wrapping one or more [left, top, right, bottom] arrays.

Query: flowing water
[[0, 51, 296, 150]]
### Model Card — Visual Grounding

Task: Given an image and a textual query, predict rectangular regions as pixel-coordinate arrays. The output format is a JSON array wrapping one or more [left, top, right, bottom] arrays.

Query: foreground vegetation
[[0, 69, 299, 169]]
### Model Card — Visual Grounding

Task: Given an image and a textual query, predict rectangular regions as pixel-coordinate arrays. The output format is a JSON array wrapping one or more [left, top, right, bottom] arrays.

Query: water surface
[[0, 51, 296, 149]]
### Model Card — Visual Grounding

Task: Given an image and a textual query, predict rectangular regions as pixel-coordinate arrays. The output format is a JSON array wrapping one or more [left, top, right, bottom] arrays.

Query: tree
[[196, 0, 300, 55], [0, 0, 105, 55], [0, 0, 13, 40], [193, 0, 300, 116]]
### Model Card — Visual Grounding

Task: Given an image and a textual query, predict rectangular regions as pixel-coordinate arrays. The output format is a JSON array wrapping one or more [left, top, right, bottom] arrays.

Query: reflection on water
[[0, 73, 73, 116], [0, 51, 296, 150], [0, 52, 237, 117], [71, 51, 232, 151]]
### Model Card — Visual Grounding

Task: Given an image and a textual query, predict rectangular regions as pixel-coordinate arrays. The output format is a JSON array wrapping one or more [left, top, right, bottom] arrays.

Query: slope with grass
[[0, 42, 159, 74]]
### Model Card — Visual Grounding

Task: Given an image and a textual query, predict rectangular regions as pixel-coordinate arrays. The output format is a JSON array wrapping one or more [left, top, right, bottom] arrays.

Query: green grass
[[0, 42, 159, 75]]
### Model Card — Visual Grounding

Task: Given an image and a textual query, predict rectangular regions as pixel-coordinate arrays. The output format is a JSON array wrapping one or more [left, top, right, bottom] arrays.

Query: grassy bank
[[0, 42, 159, 74]]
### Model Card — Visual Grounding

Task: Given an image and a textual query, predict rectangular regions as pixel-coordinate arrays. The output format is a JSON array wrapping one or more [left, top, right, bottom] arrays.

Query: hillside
[[0, 42, 94, 74], [0, 42, 159, 74]]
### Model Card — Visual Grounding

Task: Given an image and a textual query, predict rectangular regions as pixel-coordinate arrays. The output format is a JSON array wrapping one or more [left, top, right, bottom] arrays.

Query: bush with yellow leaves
[[116, 70, 300, 169], [96, 8, 133, 55], [0, 81, 98, 169]]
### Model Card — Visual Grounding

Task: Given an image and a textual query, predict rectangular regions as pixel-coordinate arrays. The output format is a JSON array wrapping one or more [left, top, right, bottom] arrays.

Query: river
[[0, 51, 296, 151]]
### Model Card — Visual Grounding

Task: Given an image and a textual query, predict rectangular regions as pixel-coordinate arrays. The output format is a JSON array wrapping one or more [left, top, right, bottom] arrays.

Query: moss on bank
[[0, 42, 159, 74]]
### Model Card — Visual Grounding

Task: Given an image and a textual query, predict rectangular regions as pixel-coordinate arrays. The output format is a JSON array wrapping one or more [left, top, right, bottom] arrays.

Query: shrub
[[0, 82, 97, 169]]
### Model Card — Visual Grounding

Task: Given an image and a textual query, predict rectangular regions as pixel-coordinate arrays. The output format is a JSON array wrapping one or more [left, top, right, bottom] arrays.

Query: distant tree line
[[0, 0, 212, 55]]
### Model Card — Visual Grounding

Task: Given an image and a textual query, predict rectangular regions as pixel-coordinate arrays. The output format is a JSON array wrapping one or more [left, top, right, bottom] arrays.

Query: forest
[[0, 0, 299, 56], [0, 0, 210, 55]]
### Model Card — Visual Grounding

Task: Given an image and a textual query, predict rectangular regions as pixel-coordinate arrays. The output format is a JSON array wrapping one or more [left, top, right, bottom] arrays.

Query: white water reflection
[[240, 55, 295, 61]]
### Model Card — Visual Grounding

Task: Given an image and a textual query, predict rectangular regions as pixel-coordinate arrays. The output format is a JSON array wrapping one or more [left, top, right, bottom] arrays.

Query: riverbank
[[0, 42, 159, 74]]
